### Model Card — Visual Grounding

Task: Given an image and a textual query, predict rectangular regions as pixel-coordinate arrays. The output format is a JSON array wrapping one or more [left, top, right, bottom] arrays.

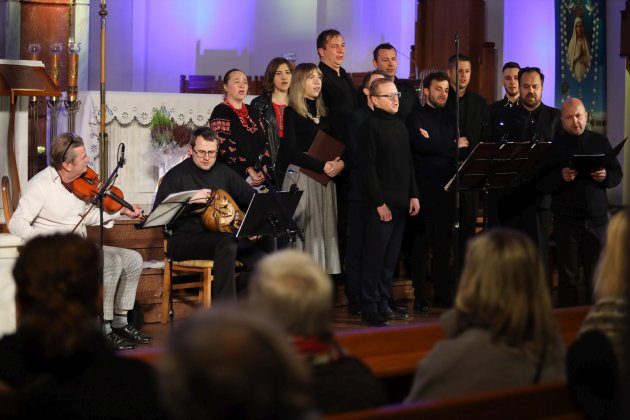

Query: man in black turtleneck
[[445, 54, 491, 269], [154, 127, 264, 300], [538, 98, 622, 306], [357, 78, 420, 327], [408, 72, 464, 311], [498, 67, 562, 265]]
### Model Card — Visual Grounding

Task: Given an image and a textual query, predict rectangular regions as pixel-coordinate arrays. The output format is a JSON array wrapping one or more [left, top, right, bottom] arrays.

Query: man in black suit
[[445, 54, 491, 279], [371, 43, 419, 122], [498, 67, 562, 265], [489, 61, 521, 141]]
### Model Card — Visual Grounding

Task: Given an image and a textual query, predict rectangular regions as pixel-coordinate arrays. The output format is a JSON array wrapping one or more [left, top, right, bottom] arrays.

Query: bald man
[[538, 98, 622, 307]]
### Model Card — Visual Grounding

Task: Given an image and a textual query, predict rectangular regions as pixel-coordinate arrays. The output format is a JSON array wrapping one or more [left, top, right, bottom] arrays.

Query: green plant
[[150, 106, 173, 148]]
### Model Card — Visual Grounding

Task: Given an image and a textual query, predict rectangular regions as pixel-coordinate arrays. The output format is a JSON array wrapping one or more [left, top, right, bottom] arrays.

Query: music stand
[[236, 190, 303, 251], [445, 141, 551, 230]]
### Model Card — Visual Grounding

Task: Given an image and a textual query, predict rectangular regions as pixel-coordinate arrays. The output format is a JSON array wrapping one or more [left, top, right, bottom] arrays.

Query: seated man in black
[[154, 127, 264, 299]]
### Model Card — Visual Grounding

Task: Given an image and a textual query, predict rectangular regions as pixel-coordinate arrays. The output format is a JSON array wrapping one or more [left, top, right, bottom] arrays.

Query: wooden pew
[[326, 380, 581, 420]]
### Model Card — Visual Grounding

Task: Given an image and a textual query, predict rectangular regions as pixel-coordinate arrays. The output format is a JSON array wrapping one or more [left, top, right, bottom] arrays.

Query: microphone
[[253, 100, 268, 116], [393, 46, 419, 80], [118, 143, 126, 167], [529, 117, 539, 144]]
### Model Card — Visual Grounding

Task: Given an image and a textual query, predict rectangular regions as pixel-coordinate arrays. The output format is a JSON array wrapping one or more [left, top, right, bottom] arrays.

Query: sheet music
[[141, 190, 196, 228]]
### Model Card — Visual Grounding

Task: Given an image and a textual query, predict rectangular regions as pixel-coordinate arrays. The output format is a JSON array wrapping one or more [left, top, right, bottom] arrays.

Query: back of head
[[593, 209, 630, 300], [250, 250, 332, 337], [455, 229, 555, 355], [161, 305, 311, 420], [12, 233, 100, 359]]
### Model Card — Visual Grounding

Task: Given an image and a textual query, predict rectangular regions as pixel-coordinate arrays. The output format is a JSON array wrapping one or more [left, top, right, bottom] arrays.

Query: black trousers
[[345, 199, 364, 307], [554, 216, 606, 307], [412, 188, 454, 303], [168, 231, 265, 299], [360, 206, 407, 313]]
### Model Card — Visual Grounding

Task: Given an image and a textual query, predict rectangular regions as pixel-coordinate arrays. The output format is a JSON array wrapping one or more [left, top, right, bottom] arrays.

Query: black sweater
[[445, 88, 491, 160], [407, 104, 457, 190], [277, 99, 330, 176], [537, 130, 622, 222], [357, 108, 418, 208], [154, 158, 255, 234]]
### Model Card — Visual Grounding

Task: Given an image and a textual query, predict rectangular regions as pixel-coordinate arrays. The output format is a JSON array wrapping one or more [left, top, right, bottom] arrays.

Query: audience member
[[0, 233, 166, 419], [566, 208, 630, 420], [405, 229, 565, 400], [210, 68, 267, 187], [277, 63, 344, 274], [251, 250, 388, 413], [537, 97, 622, 306], [161, 305, 313, 420], [250, 57, 294, 187]]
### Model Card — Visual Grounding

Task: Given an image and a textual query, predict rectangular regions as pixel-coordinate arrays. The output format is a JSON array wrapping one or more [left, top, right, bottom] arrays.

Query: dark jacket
[[347, 105, 372, 202], [318, 62, 359, 144], [501, 102, 562, 143], [394, 77, 419, 123], [250, 93, 283, 185], [488, 96, 520, 142], [445, 88, 491, 160], [407, 104, 457, 190], [357, 108, 418, 208], [537, 129, 622, 223]]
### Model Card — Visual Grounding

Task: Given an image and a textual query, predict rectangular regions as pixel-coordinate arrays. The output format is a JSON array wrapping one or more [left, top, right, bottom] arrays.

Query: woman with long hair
[[250, 57, 294, 187], [210, 68, 267, 187], [277, 63, 345, 274], [405, 229, 565, 400]]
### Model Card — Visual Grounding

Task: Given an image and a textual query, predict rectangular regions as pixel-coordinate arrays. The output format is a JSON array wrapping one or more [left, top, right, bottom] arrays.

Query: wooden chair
[[2, 176, 13, 226], [179, 74, 217, 94], [161, 240, 214, 324]]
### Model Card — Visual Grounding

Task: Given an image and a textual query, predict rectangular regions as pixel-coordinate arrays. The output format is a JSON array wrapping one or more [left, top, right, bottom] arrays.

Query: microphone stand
[[453, 34, 461, 295], [256, 104, 305, 248]]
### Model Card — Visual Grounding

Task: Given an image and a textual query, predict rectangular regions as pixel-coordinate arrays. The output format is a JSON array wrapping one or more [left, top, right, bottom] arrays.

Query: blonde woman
[[405, 229, 565, 400], [277, 63, 344, 274]]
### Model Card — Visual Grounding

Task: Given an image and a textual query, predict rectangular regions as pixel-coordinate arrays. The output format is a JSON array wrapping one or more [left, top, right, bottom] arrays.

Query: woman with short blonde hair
[[406, 229, 565, 401]]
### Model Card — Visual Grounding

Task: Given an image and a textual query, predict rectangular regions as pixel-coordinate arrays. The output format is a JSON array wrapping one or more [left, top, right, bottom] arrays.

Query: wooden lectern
[[0, 60, 61, 224]]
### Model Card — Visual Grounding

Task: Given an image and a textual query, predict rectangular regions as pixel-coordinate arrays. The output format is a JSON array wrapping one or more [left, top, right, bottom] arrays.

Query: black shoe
[[380, 306, 408, 320], [106, 331, 137, 351], [112, 324, 153, 344], [413, 299, 431, 313], [361, 311, 390, 327], [389, 299, 408, 313]]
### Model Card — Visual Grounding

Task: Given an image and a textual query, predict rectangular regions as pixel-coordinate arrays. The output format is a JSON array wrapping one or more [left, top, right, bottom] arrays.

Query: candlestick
[[49, 42, 62, 87], [27, 43, 42, 61], [67, 42, 81, 102]]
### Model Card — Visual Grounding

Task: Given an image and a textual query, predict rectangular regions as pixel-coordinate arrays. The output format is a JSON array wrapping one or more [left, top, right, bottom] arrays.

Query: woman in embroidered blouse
[[278, 63, 345, 274], [250, 57, 294, 187], [210, 68, 266, 187]]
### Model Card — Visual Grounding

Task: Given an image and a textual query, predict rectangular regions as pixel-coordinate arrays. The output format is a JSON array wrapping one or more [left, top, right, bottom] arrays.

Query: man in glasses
[[9, 132, 150, 351], [154, 126, 263, 302], [356, 78, 420, 326]]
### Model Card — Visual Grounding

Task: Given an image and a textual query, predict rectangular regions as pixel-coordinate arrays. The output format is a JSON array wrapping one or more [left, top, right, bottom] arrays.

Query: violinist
[[9, 132, 151, 351], [153, 126, 264, 301]]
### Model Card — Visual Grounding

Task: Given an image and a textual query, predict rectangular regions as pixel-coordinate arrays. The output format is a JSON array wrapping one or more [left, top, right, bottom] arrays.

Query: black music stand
[[445, 141, 551, 230], [236, 190, 303, 251]]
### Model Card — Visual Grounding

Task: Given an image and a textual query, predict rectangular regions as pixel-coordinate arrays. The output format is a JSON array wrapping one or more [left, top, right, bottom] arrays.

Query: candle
[[51, 53, 59, 86], [67, 52, 78, 101]]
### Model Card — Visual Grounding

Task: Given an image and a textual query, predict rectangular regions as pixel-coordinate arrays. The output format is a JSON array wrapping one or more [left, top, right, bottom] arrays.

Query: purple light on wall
[[503, 0, 556, 105]]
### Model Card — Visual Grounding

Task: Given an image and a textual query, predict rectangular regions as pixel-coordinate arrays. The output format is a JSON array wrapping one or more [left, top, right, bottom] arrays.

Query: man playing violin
[[9, 132, 151, 351], [154, 126, 264, 301]]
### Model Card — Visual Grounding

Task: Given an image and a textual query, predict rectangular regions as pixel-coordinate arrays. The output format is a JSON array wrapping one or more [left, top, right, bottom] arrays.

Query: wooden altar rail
[[180, 74, 265, 95]]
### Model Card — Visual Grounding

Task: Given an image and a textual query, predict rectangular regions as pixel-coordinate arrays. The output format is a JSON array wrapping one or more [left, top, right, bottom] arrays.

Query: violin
[[72, 167, 135, 214]]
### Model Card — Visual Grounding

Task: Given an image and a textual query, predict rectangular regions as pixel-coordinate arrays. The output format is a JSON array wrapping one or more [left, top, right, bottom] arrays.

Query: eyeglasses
[[373, 91, 401, 101], [192, 148, 218, 158], [62, 133, 78, 162]]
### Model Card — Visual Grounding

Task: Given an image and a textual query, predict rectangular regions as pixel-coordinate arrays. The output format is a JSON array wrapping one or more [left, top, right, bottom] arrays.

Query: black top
[[501, 102, 562, 142], [0, 331, 166, 420], [154, 158, 255, 235], [250, 93, 284, 185], [277, 99, 330, 176], [347, 105, 373, 201], [394, 77, 419, 123], [488, 96, 520, 141], [357, 108, 418, 208], [407, 104, 457, 190], [445, 89, 491, 160], [209, 101, 268, 177], [319, 62, 359, 143], [537, 129, 622, 222]]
